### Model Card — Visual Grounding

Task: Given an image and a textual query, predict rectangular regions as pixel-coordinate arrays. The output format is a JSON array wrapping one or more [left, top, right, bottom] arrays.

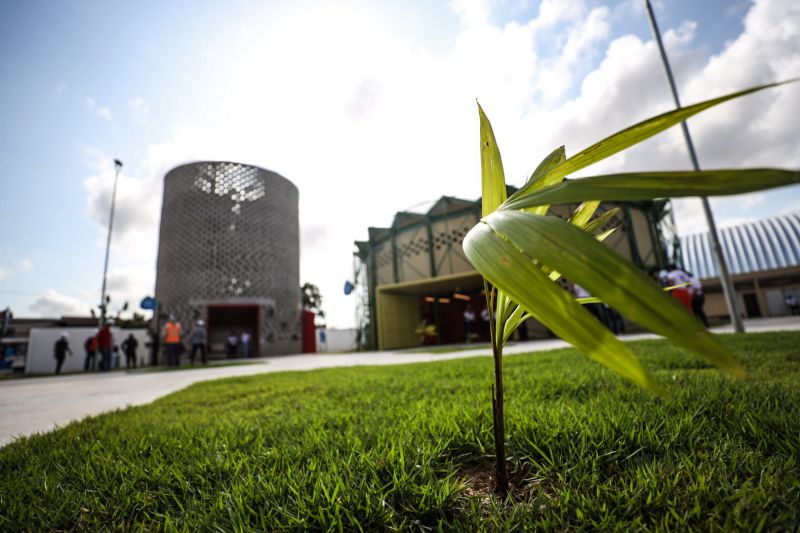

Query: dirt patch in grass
[[459, 460, 554, 511]]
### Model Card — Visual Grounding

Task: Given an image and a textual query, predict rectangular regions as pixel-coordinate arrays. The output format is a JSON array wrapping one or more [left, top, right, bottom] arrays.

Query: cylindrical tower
[[155, 161, 300, 356]]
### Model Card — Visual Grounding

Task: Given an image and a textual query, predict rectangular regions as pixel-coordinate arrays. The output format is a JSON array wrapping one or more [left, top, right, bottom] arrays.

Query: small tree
[[301, 283, 326, 326], [115, 312, 150, 329], [467, 81, 799, 496]]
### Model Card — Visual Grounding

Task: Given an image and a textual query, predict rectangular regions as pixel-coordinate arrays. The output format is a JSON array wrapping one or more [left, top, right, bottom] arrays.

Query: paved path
[[2, 316, 798, 447]]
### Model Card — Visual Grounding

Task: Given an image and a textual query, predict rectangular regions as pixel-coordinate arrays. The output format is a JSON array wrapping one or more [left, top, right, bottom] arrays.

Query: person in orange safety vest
[[162, 315, 183, 367]]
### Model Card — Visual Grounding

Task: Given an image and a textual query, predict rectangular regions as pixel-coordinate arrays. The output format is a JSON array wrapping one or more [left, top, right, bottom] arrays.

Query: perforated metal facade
[[155, 161, 300, 356]]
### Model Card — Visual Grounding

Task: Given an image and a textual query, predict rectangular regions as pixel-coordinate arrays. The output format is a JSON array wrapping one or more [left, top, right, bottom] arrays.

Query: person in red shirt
[[83, 333, 98, 371], [96, 324, 113, 372], [666, 264, 693, 312]]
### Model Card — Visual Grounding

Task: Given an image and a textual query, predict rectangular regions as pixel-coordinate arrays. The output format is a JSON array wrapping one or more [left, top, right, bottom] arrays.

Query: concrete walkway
[[2, 316, 798, 447]]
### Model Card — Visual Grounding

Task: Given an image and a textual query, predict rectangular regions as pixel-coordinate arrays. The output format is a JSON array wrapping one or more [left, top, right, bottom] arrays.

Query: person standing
[[188, 320, 207, 365], [574, 284, 608, 328], [241, 331, 252, 358], [480, 307, 491, 340], [53, 333, 73, 374], [83, 333, 98, 371], [96, 323, 113, 372], [112, 344, 121, 369], [163, 315, 183, 367], [122, 333, 139, 369], [603, 304, 625, 335], [463, 306, 477, 343], [226, 331, 239, 358], [666, 264, 693, 312], [147, 329, 160, 366], [785, 293, 799, 316], [688, 273, 709, 327]]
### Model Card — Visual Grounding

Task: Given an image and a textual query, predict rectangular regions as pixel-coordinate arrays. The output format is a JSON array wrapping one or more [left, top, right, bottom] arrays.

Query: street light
[[643, 0, 745, 333], [99, 159, 123, 327]]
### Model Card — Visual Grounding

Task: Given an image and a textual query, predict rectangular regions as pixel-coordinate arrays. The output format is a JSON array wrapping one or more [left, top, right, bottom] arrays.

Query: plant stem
[[484, 279, 508, 496]]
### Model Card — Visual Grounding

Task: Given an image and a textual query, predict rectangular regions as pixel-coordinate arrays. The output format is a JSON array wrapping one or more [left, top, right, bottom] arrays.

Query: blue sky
[[1, 0, 798, 327]]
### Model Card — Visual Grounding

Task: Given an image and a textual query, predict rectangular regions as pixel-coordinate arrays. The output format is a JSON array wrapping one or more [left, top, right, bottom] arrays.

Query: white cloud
[[55, 82, 67, 95], [86, 97, 113, 121], [671, 198, 706, 236], [79, 0, 800, 327], [81, 149, 161, 318], [528, 0, 588, 30], [96, 107, 112, 121], [0, 259, 32, 280], [83, 148, 161, 252], [717, 215, 758, 228], [17, 258, 33, 272], [740, 193, 766, 209], [128, 97, 150, 124], [533, 6, 611, 103], [29, 290, 93, 317], [779, 200, 800, 216]]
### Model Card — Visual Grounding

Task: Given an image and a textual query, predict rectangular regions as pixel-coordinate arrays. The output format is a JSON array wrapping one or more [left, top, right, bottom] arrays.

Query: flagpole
[[643, 0, 744, 332], [99, 159, 123, 327]]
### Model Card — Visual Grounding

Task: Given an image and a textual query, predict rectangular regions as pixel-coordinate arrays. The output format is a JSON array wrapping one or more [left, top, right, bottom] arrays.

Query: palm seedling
[[465, 81, 799, 496]]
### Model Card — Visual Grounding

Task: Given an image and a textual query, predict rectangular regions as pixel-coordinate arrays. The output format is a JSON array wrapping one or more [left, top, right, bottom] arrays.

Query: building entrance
[[207, 305, 259, 357], [419, 292, 490, 345], [742, 293, 762, 318]]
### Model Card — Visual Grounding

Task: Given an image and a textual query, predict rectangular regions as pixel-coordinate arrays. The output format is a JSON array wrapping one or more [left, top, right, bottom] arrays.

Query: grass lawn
[[399, 342, 492, 354], [2, 331, 799, 530]]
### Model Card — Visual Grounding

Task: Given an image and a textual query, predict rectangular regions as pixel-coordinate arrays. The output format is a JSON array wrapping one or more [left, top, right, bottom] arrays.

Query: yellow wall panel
[[377, 290, 421, 350]]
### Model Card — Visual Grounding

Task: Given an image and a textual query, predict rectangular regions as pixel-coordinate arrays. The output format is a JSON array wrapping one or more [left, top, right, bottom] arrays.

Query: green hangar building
[[353, 194, 679, 351]]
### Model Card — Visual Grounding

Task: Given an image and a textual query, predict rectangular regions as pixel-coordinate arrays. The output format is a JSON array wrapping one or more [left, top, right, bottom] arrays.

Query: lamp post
[[643, 0, 745, 333], [99, 159, 123, 327]]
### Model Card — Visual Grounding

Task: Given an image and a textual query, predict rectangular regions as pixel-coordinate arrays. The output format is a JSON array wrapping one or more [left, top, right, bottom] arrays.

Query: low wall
[[317, 328, 357, 353], [26, 328, 149, 375]]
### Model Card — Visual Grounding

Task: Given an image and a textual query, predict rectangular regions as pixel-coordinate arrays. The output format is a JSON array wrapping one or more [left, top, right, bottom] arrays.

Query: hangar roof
[[680, 212, 800, 279]]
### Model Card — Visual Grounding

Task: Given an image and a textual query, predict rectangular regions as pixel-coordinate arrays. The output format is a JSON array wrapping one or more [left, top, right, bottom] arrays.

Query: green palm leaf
[[548, 223, 617, 282], [463, 222, 666, 395], [528, 145, 566, 185], [500, 304, 528, 345], [503, 169, 799, 210], [569, 201, 601, 228], [507, 79, 796, 203], [524, 145, 566, 216], [478, 103, 506, 217], [482, 210, 747, 378], [583, 207, 620, 235]]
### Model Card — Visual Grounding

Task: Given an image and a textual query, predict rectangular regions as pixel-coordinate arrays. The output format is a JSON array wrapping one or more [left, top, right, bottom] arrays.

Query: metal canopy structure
[[681, 212, 800, 279], [354, 196, 676, 350]]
